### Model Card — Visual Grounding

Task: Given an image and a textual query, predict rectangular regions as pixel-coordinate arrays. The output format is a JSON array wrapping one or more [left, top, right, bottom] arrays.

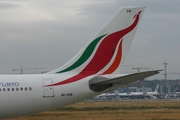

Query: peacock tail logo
[[47, 11, 142, 86], [56, 34, 107, 74]]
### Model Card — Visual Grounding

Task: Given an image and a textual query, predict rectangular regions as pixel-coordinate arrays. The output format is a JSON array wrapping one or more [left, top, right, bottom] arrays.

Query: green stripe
[[56, 34, 106, 73]]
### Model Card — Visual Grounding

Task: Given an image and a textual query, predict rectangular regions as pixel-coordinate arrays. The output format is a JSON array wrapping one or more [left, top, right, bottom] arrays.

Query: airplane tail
[[48, 6, 145, 75], [114, 90, 120, 95], [175, 85, 179, 92], [154, 84, 159, 92]]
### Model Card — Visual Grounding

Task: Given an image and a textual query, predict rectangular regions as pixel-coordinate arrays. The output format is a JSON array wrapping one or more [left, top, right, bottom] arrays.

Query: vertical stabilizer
[[48, 7, 145, 75], [154, 84, 159, 92]]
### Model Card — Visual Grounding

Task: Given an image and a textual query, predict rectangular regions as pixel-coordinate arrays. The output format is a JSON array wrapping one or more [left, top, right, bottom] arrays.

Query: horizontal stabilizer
[[89, 70, 161, 92]]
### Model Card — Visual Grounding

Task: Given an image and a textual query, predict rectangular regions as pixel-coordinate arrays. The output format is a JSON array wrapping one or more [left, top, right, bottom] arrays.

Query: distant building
[[117, 79, 180, 94]]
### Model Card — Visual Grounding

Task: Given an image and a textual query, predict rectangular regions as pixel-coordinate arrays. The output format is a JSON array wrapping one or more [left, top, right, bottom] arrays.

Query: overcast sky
[[0, 0, 180, 79]]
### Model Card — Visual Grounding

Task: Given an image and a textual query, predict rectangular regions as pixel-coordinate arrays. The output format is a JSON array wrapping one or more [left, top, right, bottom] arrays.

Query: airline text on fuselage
[[0, 82, 19, 87]]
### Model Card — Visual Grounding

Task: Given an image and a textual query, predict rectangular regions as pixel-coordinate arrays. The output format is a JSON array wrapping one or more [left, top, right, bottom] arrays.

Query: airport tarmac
[[7, 100, 180, 120]]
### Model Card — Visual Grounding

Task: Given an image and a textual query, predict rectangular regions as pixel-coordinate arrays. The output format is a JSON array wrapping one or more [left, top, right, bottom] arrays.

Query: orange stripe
[[102, 39, 123, 74]]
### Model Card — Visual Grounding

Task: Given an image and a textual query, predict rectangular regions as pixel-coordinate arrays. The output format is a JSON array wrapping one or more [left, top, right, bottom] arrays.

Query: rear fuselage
[[0, 74, 96, 119]]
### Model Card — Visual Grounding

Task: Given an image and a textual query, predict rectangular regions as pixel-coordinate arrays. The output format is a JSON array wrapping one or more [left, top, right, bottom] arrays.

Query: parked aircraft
[[0, 6, 160, 119], [118, 92, 134, 99], [132, 84, 159, 95], [93, 92, 116, 100], [118, 84, 160, 99], [165, 85, 180, 99], [145, 84, 159, 96]]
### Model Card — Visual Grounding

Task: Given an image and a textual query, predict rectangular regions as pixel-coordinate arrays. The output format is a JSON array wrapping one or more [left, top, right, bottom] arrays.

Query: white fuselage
[[0, 6, 147, 119], [146, 91, 159, 96], [0, 74, 101, 119]]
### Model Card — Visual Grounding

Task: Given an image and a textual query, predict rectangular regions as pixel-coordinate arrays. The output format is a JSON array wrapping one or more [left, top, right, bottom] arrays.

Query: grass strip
[[58, 106, 157, 111]]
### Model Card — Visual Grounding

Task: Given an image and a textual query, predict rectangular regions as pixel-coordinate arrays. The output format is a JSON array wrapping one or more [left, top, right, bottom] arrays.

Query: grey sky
[[0, 0, 180, 79]]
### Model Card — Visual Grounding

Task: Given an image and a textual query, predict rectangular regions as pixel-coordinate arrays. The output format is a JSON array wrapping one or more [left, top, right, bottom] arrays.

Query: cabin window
[[29, 87, 32, 91], [12, 88, 14, 91], [0, 87, 33, 92], [25, 87, 27, 91], [3, 88, 5, 91], [20, 87, 23, 91], [16, 88, 19, 91], [7, 88, 10, 91]]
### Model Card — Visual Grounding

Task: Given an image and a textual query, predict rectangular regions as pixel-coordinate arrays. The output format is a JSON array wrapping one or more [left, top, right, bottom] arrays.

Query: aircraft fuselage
[[0, 74, 96, 118]]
